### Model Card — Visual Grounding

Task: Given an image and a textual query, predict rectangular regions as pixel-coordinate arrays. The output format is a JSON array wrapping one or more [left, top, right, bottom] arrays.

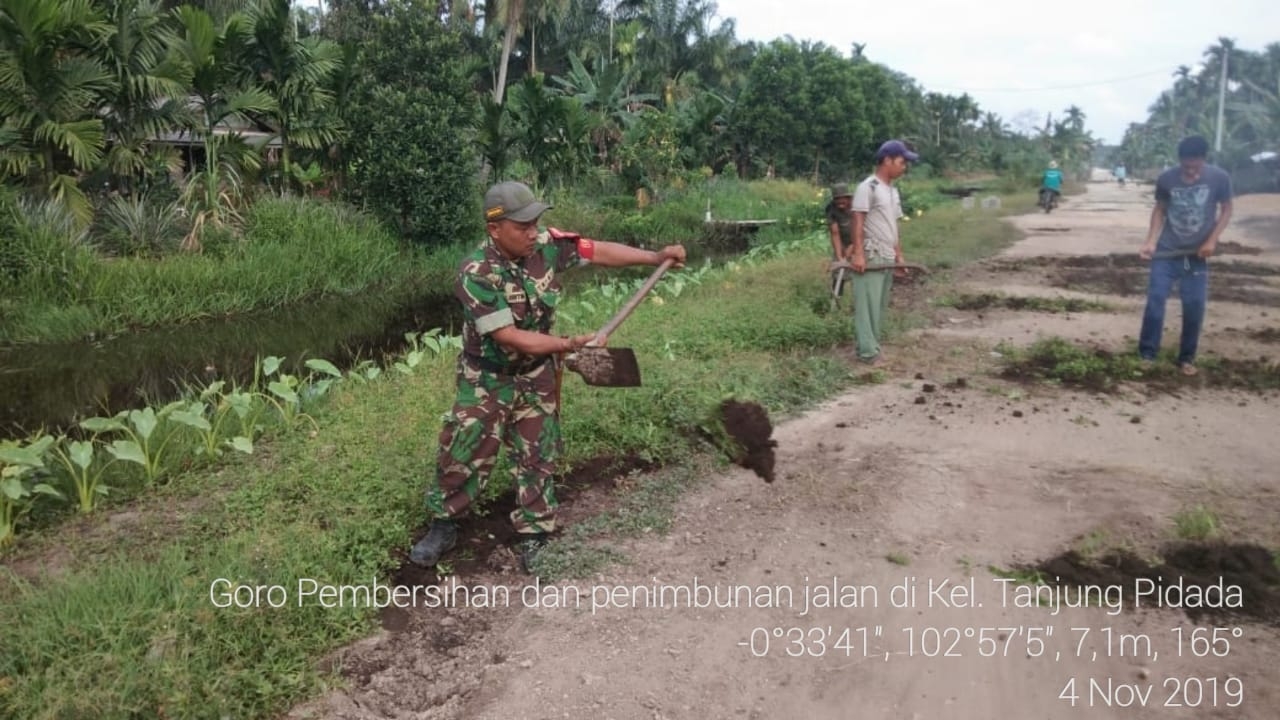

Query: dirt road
[[290, 180, 1280, 720]]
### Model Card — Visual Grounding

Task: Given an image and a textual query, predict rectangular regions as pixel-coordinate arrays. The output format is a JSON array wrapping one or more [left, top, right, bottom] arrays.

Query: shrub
[[342, 0, 478, 250], [94, 194, 189, 257]]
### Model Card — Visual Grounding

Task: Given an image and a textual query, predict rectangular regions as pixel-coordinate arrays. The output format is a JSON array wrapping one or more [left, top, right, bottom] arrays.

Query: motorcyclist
[[1041, 160, 1064, 207], [1114, 163, 1127, 186]]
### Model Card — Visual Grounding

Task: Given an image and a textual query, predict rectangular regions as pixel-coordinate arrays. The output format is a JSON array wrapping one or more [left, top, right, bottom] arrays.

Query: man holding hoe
[[410, 181, 686, 571], [847, 140, 918, 365]]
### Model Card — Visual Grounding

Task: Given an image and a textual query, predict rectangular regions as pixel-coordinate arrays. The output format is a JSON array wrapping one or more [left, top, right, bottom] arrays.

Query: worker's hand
[[1197, 237, 1217, 259], [1138, 241, 1156, 261], [563, 333, 599, 353], [657, 245, 686, 269], [851, 252, 867, 274], [894, 253, 908, 278]]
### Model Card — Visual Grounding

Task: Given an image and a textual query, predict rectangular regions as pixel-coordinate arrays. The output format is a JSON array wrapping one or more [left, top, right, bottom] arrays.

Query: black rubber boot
[[518, 533, 551, 574], [409, 520, 457, 567]]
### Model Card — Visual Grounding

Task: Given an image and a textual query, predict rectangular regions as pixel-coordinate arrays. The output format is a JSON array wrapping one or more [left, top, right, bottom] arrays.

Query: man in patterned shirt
[[410, 181, 686, 571]]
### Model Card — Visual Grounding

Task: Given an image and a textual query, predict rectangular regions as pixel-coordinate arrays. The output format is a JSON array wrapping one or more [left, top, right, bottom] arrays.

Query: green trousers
[[852, 269, 894, 361]]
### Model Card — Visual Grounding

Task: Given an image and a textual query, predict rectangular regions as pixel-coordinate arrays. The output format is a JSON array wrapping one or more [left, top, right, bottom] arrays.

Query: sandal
[[1179, 363, 1198, 376]]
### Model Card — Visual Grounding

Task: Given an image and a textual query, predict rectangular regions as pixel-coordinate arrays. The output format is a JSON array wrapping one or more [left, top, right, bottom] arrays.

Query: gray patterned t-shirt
[[1154, 165, 1232, 253], [852, 175, 902, 261]]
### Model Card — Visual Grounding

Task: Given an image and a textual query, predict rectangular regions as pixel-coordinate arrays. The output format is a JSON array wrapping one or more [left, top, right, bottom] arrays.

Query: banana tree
[[0, 0, 113, 224], [551, 51, 656, 167]]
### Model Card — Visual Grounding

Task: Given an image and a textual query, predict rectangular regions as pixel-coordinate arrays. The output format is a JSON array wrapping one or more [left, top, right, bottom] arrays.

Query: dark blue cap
[[874, 140, 920, 163]]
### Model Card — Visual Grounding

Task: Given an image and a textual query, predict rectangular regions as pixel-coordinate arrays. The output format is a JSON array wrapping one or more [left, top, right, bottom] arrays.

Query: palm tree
[[98, 0, 192, 194], [525, 0, 571, 76], [491, 0, 525, 104], [0, 0, 113, 222], [242, 0, 344, 190], [170, 4, 275, 246], [618, 0, 733, 104], [1063, 105, 1086, 135]]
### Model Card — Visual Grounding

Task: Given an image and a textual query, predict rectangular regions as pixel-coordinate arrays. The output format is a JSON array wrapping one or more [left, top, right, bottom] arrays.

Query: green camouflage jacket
[[456, 228, 594, 371]]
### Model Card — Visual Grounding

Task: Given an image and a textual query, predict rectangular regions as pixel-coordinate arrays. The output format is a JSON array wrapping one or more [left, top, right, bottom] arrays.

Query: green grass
[[1173, 505, 1220, 541], [1000, 337, 1280, 392], [987, 565, 1047, 586], [0, 179, 1028, 720], [885, 552, 911, 566], [998, 337, 1155, 391], [0, 197, 461, 345], [897, 192, 1032, 270]]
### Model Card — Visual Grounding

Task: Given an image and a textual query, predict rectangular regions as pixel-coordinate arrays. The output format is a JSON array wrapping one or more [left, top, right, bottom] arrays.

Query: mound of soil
[[392, 454, 658, 589], [718, 399, 777, 483], [1250, 328, 1280, 343], [1025, 542, 1280, 626]]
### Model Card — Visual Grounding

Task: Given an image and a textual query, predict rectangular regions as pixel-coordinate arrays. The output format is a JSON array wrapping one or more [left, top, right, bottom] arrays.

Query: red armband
[[549, 227, 594, 261]]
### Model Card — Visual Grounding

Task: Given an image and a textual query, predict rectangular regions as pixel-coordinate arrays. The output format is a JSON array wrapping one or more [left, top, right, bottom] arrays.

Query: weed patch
[[941, 293, 1112, 313], [999, 337, 1280, 393]]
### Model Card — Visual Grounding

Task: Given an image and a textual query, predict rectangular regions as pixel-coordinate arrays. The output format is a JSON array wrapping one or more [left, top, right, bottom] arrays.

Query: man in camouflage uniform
[[410, 181, 686, 571]]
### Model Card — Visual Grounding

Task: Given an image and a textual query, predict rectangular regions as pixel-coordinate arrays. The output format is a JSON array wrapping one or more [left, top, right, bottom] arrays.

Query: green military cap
[[830, 183, 852, 199], [484, 181, 553, 222]]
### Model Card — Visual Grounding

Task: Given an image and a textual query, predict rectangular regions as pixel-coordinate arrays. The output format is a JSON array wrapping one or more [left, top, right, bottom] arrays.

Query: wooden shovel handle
[[593, 258, 676, 344]]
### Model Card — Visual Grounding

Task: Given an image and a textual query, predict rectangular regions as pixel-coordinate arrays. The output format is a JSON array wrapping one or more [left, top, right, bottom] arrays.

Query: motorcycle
[[1038, 188, 1058, 213]]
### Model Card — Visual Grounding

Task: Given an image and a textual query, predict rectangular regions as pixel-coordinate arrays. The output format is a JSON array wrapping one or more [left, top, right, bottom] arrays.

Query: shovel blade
[[565, 347, 641, 387]]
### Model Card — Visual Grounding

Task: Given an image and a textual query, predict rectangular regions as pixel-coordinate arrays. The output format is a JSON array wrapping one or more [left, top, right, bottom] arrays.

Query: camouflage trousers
[[425, 356, 561, 534]]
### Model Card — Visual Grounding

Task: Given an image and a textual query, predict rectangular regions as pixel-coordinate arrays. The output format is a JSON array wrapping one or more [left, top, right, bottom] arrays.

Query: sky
[[721, 0, 1280, 145]]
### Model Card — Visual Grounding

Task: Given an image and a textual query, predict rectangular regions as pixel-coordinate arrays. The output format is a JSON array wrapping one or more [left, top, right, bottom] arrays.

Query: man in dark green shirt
[[827, 182, 855, 304], [826, 182, 854, 259], [410, 181, 685, 571]]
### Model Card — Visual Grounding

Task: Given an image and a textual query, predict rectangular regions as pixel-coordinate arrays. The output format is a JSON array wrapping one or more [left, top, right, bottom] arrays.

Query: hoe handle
[[592, 258, 677, 345]]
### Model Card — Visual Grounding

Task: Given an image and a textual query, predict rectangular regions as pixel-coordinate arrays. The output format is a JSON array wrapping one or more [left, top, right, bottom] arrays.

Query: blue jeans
[[1138, 256, 1208, 364]]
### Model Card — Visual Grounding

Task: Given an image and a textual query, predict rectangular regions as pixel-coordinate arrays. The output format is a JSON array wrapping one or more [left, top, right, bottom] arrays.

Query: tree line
[[1119, 38, 1280, 190], [2, 0, 1100, 250]]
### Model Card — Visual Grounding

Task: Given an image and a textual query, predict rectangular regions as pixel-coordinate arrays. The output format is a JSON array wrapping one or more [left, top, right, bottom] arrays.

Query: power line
[[929, 67, 1177, 93]]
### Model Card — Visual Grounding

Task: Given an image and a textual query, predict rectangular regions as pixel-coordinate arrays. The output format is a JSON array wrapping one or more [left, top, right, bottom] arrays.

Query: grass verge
[[0, 198, 464, 345]]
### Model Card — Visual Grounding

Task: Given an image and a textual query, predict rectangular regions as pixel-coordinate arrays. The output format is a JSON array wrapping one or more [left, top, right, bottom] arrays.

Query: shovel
[[562, 258, 676, 387]]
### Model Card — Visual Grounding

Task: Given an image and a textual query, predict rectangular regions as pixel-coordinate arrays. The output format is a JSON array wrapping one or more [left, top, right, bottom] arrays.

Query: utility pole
[[1214, 46, 1229, 153]]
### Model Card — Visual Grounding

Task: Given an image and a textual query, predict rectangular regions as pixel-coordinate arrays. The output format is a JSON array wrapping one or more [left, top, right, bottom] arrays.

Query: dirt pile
[[716, 399, 777, 483], [1026, 542, 1280, 626]]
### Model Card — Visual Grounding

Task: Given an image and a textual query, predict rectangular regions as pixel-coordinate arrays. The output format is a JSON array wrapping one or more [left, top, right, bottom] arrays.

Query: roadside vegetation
[[0, 188, 1029, 718]]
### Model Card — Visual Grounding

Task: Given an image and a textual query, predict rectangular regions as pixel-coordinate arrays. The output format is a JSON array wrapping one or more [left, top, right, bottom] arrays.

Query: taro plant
[[393, 330, 460, 375], [346, 359, 382, 383], [259, 356, 316, 430], [46, 436, 116, 513], [80, 403, 187, 486], [0, 436, 62, 548], [169, 382, 257, 458], [302, 358, 343, 402]]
